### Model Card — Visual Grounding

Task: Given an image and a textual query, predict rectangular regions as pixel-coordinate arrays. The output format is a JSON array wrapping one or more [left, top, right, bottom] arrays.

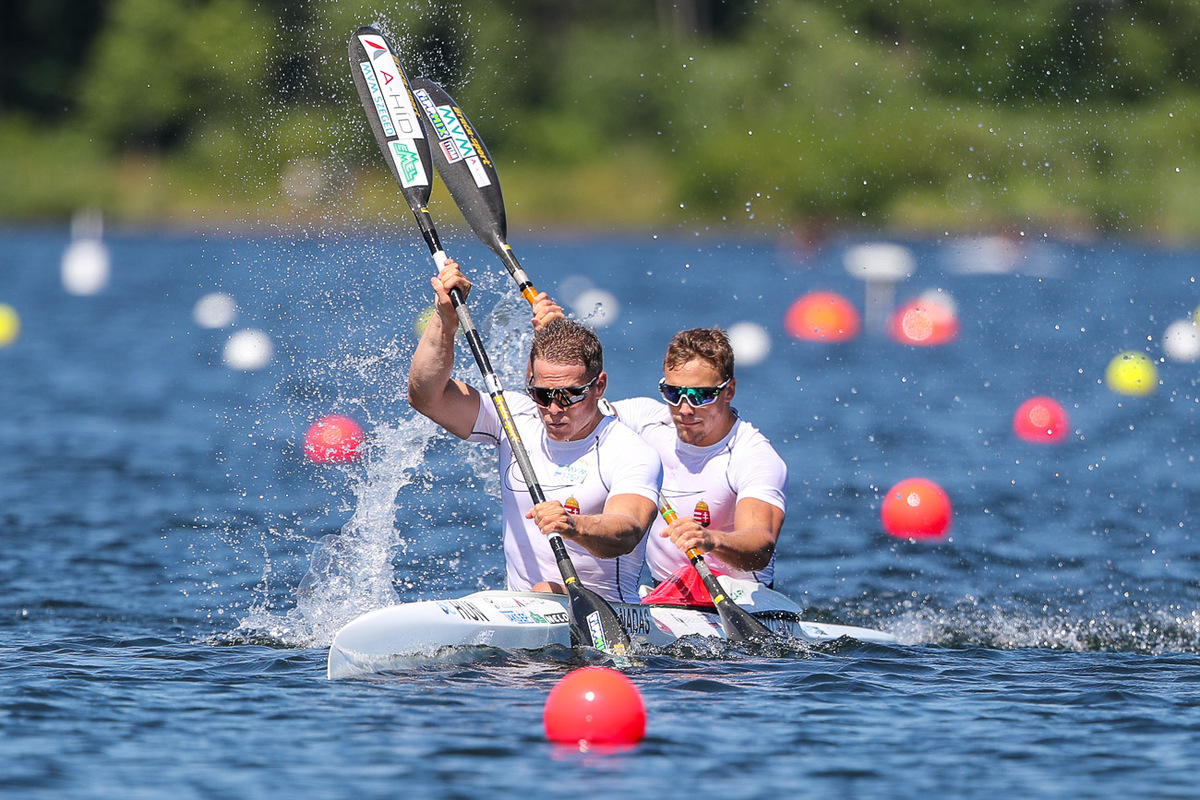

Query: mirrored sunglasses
[[658, 377, 731, 408], [526, 375, 599, 408]]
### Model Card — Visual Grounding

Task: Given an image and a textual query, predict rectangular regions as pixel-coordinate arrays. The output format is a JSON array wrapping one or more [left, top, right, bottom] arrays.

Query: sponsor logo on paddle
[[586, 611, 607, 651], [358, 62, 396, 138], [389, 140, 428, 187], [414, 89, 450, 139], [434, 104, 492, 188], [358, 36, 424, 141], [465, 156, 491, 189], [438, 137, 464, 164]]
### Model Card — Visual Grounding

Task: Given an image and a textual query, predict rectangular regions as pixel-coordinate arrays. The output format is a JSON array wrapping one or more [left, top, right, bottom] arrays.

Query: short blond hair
[[529, 319, 603, 378], [664, 327, 734, 381]]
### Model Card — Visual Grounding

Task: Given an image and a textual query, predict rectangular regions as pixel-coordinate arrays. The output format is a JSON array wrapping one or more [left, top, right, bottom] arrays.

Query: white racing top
[[469, 391, 661, 602], [609, 397, 787, 585]]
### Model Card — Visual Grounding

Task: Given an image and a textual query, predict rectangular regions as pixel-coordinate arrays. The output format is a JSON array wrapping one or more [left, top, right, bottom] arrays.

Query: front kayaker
[[408, 260, 662, 603]]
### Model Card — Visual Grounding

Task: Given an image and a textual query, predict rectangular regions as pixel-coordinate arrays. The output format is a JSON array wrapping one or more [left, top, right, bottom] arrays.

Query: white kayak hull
[[328, 580, 896, 679]]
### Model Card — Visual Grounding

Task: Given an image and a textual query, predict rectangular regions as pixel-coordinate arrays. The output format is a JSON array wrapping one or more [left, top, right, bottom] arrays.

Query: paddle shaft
[[349, 28, 623, 649], [660, 503, 776, 641]]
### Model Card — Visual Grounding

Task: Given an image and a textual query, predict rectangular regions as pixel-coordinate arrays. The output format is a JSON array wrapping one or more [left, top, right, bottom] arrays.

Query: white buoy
[[1163, 319, 1200, 362], [194, 292, 238, 329], [62, 239, 111, 295], [223, 328, 274, 370], [727, 321, 771, 366], [62, 210, 110, 296], [571, 288, 620, 328], [843, 243, 915, 335]]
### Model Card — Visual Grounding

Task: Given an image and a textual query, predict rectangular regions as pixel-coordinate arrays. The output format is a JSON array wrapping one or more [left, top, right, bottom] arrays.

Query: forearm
[[565, 512, 648, 558], [706, 527, 777, 571]]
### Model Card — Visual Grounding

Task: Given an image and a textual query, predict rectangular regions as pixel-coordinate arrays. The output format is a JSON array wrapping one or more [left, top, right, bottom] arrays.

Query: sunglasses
[[526, 375, 599, 408], [658, 377, 731, 408]]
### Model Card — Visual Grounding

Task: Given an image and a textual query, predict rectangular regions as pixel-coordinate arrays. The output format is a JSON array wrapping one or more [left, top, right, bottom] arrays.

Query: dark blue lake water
[[3, 226, 1200, 798]]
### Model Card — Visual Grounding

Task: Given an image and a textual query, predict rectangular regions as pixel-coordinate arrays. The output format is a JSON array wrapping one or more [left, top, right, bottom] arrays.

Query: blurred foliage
[[1, 0, 1199, 238]]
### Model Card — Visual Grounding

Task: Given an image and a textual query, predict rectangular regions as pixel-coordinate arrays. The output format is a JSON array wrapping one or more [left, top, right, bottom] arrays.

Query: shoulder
[[596, 416, 662, 464], [608, 396, 672, 434], [728, 419, 787, 474]]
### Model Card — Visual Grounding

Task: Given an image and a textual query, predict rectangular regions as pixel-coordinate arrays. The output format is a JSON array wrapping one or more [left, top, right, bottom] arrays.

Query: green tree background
[[2, 0, 1198, 239]]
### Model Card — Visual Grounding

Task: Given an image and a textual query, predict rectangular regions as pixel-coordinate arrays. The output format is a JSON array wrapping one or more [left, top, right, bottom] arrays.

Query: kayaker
[[530, 300, 786, 587], [408, 260, 662, 603]]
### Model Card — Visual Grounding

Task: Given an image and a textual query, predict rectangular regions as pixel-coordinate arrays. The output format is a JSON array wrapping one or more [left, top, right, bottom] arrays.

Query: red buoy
[[784, 291, 860, 342], [303, 415, 364, 464], [881, 478, 952, 540], [1012, 396, 1069, 443], [544, 667, 646, 746], [888, 295, 959, 346]]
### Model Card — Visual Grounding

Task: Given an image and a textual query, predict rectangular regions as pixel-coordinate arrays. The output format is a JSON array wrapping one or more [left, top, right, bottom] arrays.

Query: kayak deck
[[327, 584, 896, 679]]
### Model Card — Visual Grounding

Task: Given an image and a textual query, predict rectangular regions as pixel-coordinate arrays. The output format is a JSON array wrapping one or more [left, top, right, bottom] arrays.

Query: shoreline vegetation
[[4, 1, 1200, 243]]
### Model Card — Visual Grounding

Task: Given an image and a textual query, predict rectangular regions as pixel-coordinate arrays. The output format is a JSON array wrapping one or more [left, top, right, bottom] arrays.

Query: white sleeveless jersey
[[469, 392, 662, 602], [609, 397, 787, 585]]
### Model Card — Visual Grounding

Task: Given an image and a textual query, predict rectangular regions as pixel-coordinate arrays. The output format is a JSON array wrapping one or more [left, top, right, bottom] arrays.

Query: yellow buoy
[[414, 305, 435, 336], [1105, 350, 1158, 397], [0, 303, 19, 347]]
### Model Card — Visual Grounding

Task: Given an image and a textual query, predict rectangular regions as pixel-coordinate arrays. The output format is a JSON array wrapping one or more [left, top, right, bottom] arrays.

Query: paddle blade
[[348, 27, 434, 209], [566, 582, 633, 655], [714, 597, 776, 642], [408, 77, 509, 257], [685, 545, 777, 643]]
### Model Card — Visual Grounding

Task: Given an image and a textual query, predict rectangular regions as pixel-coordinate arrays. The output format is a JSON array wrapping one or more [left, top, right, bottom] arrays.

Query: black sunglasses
[[526, 375, 599, 408], [658, 377, 730, 408]]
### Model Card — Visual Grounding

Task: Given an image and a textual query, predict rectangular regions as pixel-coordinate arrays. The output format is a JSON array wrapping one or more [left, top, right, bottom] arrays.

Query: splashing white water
[[232, 284, 536, 648], [233, 415, 441, 647]]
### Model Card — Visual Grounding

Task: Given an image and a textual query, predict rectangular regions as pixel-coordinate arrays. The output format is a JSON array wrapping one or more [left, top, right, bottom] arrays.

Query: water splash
[[885, 600, 1200, 654], [229, 282, 535, 648], [232, 414, 440, 647]]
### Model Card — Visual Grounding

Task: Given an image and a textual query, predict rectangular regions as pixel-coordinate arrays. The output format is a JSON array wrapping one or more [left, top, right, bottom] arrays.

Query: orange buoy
[[881, 478, 952, 540], [544, 667, 646, 746], [889, 294, 959, 346], [784, 291, 860, 342]]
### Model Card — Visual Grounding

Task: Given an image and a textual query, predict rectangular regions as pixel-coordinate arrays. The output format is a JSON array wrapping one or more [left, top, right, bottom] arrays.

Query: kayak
[[327, 577, 897, 679]]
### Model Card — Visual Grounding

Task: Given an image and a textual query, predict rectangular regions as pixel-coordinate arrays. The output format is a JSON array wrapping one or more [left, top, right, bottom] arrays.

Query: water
[[3, 227, 1200, 798]]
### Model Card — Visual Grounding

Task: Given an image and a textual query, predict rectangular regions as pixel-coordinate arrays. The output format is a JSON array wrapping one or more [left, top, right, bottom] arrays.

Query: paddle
[[348, 27, 631, 655], [659, 502, 776, 642], [407, 77, 539, 307]]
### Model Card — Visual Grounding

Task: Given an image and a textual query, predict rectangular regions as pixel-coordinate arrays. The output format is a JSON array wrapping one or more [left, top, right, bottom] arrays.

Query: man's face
[[663, 358, 735, 447], [527, 359, 606, 442]]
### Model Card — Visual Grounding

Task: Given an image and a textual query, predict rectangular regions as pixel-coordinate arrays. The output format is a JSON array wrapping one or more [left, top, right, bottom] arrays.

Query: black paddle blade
[[566, 581, 632, 655], [408, 77, 509, 256], [714, 597, 776, 642], [348, 27, 435, 209], [687, 548, 777, 642]]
